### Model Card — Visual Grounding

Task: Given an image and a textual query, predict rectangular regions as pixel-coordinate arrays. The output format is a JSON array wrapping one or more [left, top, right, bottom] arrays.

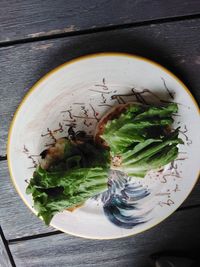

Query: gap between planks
[[0, 13, 200, 49], [8, 231, 62, 245], [0, 226, 16, 267], [0, 156, 7, 161], [6, 205, 200, 245]]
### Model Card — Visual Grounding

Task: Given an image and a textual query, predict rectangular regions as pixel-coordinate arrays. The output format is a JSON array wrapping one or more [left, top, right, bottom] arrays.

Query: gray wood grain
[[0, 0, 200, 43], [0, 232, 12, 267], [0, 159, 200, 240], [1, 18, 200, 156], [0, 161, 55, 240], [1, 18, 200, 240], [9, 207, 200, 267]]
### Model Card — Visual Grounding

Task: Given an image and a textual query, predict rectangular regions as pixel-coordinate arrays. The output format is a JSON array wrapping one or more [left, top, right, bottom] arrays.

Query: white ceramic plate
[[8, 53, 200, 239]]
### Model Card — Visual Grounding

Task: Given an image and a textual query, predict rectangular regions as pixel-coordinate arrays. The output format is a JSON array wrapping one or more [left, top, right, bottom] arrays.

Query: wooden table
[[0, 1, 200, 266]]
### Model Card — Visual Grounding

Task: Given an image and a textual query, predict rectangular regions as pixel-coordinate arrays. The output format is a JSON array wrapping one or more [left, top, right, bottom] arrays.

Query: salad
[[26, 102, 183, 225]]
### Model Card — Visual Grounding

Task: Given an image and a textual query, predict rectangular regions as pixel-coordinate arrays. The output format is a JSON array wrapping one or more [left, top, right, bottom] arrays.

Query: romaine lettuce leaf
[[26, 167, 108, 225], [26, 139, 110, 225], [101, 103, 177, 154], [101, 103, 183, 177], [49, 140, 110, 171]]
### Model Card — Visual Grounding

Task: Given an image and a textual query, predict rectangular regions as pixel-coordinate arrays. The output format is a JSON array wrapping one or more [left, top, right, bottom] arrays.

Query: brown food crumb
[[67, 203, 84, 212], [111, 155, 122, 167]]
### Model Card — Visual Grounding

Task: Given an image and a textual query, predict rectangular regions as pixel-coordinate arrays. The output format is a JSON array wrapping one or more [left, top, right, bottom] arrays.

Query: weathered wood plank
[[1, 19, 200, 240], [0, 18, 200, 156], [0, 159, 199, 240], [0, 0, 200, 43], [0, 229, 13, 267], [0, 161, 55, 240], [9, 207, 200, 267]]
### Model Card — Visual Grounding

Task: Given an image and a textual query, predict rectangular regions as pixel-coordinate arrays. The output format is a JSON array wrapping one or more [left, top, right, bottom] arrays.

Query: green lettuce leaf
[[48, 140, 110, 171], [101, 103, 177, 154], [101, 103, 183, 178], [26, 139, 110, 225], [26, 167, 108, 225]]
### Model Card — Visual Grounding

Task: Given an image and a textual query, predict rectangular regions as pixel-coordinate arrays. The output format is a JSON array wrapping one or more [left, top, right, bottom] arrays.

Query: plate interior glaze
[[8, 53, 200, 239]]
